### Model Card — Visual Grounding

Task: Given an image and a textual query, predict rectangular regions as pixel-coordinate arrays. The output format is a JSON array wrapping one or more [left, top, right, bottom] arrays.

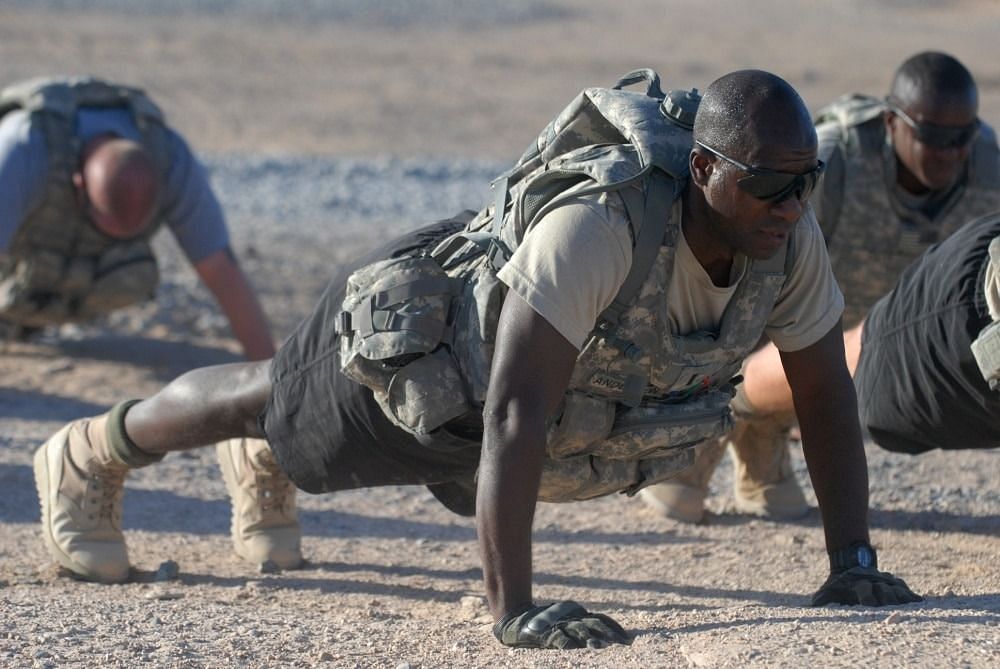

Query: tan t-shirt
[[497, 190, 844, 352]]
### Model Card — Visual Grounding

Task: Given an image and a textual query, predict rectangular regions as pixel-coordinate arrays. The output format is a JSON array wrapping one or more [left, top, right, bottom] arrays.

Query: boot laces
[[250, 452, 291, 514], [89, 468, 126, 525]]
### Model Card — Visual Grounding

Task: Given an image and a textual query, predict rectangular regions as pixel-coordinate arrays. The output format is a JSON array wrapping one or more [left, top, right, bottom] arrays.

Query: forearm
[[194, 248, 275, 360], [217, 284, 275, 360], [796, 373, 870, 551], [477, 409, 546, 620]]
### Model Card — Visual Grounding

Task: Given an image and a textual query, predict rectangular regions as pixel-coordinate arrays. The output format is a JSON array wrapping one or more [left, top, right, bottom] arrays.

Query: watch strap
[[828, 541, 878, 572]]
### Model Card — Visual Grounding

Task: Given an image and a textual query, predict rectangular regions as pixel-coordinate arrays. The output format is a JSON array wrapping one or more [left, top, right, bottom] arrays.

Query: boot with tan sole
[[216, 438, 302, 569], [33, 401, 162, 583], [638, 437, 727, 523]]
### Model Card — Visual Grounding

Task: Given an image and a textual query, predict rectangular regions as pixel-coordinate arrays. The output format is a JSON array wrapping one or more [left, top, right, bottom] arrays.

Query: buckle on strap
[[334, 311, 352, 335], [486, 237, 513, 271]]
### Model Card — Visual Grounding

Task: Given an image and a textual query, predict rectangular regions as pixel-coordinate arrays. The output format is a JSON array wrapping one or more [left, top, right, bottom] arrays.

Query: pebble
[[144, 588, 183, 601], [154, 560, 180, 582], [459, 595, 485, 609], [883, 612, 904, 624]]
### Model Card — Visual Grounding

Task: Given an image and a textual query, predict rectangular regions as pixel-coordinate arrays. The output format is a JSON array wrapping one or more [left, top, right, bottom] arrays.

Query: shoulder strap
[[592, 167, 678, 347]]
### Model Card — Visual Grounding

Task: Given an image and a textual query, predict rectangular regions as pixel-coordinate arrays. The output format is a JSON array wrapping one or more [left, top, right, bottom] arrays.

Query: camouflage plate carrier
[[815, 93, 1000, 327], [0, 77, 172, 328], [336, 69, 793, 502]]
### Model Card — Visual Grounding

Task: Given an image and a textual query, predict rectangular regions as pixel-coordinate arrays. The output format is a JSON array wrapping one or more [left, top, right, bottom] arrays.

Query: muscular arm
[[193, 247, 276, 361], [779, 320, 869, 551], [478, 290, 578, 620]]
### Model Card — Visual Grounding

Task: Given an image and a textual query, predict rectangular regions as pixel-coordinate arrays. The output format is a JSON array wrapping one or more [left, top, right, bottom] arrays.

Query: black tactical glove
[[811, 566, 924, 606], [493, 601, 632, 649]]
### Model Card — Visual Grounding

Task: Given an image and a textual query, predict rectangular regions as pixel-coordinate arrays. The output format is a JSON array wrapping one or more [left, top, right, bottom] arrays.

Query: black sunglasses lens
[[919, 125, 978, 148], [738, 171, 820, 203]]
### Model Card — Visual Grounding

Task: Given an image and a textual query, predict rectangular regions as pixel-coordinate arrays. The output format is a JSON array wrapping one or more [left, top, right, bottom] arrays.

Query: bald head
[[693, 69, 815, 162], [77, 136, 160, 239], [890, 51, 977, 114]]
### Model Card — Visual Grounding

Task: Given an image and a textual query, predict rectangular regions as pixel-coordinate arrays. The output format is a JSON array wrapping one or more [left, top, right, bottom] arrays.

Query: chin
[[920, 168, 962, 192]]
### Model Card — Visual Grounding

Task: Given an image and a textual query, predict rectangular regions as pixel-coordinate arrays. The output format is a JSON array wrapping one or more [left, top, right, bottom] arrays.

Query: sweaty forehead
[[904, 92, 978, 126], [740, 115, 818, 168]]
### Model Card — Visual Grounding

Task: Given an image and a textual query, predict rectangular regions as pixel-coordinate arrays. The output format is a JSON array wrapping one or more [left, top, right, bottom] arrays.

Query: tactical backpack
[[335, 69, 788, 502], [0, 77, 172, 327], [811, 93, 887, 243], [337, 68, 697, 427]]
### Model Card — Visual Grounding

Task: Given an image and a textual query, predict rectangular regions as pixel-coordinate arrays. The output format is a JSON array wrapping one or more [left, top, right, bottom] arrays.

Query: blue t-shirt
[[0, 107, 229, 262]]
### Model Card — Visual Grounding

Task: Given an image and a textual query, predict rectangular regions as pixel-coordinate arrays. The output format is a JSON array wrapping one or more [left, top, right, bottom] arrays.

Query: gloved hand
[[811, 566, 924, 606], [493, 601, 632, 649]]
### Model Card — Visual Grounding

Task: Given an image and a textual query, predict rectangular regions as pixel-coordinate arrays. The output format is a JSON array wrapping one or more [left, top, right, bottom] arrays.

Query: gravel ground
[[2, 2, 1000, 668]]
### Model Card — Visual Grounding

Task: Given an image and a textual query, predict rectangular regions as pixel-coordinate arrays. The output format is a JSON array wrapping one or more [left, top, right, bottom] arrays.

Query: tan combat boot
[[729, 416, 809, 519], [638, 437, 727, 523], [33, 404, 158, 583], [217, 438, 302, 569]]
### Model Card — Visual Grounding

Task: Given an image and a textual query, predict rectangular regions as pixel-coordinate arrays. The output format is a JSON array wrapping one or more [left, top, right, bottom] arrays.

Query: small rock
[[317, 651, 334, 661], [259, 560, 280, 574], [460, 595, 485, 609], [144, 588, 183, 601], [395, 663, 413, 669], [43, 360, 74, 375], [154, 560, 180, 582], [883, 612, 903, 624]]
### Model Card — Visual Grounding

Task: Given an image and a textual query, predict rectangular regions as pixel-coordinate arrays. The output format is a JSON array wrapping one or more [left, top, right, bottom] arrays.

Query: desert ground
[[1, 1, 999, 667]]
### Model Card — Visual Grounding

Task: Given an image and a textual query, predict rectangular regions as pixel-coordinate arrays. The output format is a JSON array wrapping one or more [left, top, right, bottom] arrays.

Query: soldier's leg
[[638, 437, 727, 523], [727, 342, 808, 519], [33, 360, 301, 582], [125, 361, 302, 568], [124, 360, 271, 452]]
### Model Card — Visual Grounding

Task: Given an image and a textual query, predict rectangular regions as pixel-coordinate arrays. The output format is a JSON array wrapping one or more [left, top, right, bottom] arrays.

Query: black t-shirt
[[856, 213, 1000, 453]]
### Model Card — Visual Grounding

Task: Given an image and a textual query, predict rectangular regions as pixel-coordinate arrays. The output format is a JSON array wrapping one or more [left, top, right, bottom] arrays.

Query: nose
[[768, 195, 803, 223]]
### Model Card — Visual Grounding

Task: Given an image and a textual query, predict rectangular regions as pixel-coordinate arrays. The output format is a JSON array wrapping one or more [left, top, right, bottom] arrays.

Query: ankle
[[105, 400, 165, 468]]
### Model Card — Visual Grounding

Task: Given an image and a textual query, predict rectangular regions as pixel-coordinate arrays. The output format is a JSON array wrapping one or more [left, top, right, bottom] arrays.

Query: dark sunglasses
[[887, 100, 980, 149], [695, 141, 825, 204]]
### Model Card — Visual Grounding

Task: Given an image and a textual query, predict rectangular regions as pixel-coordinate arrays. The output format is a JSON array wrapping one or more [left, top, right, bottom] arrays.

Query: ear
[[882, 109, 897, 136], [689, 148, 713, 187]]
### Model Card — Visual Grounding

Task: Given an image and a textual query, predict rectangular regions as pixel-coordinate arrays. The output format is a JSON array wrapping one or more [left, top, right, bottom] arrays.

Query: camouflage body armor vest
[[815, 94, 1000, 327], [0, 77, 172, 327], [337, 70, 791, 502]]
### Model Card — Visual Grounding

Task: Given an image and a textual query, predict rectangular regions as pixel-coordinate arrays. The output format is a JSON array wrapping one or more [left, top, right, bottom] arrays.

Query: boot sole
[[33, 425, 129, 584]]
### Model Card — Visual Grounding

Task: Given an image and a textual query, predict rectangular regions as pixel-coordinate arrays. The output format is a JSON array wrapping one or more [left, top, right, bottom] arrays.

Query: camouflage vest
[[337, 70, 790, 501], [0, 77, 172, 327], [815, 94, 1000, 326]]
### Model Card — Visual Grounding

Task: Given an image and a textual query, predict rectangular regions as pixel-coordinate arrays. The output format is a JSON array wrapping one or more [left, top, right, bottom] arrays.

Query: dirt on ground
[[1, 2, 1000, 667]]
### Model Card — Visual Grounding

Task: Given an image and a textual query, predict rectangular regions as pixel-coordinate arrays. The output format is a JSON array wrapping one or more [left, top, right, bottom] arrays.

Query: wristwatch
[[828, 541, 878, 572]]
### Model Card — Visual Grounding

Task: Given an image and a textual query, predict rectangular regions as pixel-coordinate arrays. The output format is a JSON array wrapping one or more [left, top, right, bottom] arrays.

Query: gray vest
[[0, 77, 172, 326], [816, 94, 1000, 326]]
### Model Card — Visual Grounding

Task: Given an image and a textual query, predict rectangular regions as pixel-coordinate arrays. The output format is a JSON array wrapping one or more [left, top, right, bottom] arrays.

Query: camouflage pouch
[[79, 239, 159, 319], [0, 240, 157, 326], [537, 447, 694, 502], [598, 388, 735, 460], [337, 253, 468, 434], [545, 392, 616, 459]]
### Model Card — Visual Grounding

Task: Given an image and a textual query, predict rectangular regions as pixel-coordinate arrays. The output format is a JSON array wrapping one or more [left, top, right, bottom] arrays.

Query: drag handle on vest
[[611, 69, 664, 99]]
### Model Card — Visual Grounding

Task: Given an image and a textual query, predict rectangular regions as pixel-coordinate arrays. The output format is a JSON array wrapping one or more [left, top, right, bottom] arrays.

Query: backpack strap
[[591, 167, 679, 359]]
